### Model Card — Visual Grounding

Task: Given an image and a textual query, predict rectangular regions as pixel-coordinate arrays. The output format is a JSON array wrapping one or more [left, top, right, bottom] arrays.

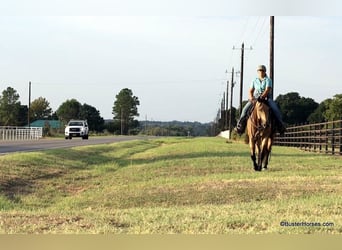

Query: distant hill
[[138, 120, 212, 136], [103, 119, 213, 136]]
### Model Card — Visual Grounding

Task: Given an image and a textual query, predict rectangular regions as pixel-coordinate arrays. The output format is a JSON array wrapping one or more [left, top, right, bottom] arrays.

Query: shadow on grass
[[41, 139, 253, 171], [0, 170, 66, 202], [127, 150, 251, 166], [0, 140, 160, 201], [41, 139, 162, 170], [42, 141, 321, 172]]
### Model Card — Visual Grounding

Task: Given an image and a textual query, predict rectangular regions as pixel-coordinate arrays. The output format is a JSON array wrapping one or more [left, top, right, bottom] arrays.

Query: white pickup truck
[[65, 120, 89, 140]]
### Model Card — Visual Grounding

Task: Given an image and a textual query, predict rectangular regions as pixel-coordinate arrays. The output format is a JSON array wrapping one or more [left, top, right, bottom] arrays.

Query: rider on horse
[[235, 65, 286, 136]]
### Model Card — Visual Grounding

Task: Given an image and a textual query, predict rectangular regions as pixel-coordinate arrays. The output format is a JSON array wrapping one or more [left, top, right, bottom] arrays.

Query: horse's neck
[[251, 106, 258, 120], [255, 103, 269, 125]]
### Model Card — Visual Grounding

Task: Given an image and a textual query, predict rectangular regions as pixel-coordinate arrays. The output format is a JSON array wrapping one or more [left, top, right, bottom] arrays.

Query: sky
[[0, 3, 342, 123]]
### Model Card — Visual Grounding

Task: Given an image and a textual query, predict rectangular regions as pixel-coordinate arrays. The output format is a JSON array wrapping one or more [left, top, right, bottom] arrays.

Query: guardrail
[[0, 126, 43, 141], [274, 120, 342, 155]]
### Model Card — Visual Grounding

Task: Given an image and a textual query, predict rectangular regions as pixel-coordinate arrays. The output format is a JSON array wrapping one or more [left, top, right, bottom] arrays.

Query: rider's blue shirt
[[250, 76, 273, 99]]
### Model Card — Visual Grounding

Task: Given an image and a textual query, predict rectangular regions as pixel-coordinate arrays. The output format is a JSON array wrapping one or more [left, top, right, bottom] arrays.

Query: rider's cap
[[257, 65, 266, 72]]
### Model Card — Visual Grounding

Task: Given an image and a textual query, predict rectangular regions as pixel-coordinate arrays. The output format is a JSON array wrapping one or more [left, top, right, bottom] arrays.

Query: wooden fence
[[274, 120, 342, 155]]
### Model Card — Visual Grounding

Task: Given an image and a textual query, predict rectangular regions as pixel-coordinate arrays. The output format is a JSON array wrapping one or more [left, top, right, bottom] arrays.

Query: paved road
[[0, 136, 152, 154]]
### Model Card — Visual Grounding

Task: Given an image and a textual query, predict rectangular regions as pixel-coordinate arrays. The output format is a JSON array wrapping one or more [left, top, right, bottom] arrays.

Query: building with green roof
[[29, 120, 62, 129]]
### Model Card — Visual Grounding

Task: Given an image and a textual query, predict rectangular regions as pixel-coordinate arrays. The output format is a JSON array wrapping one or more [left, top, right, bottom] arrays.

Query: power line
[[26, 78, 228, 87], [237, 17, 250, 45], [251, 16, 268, 47], [233, 43, 252, 115], [239, 16, 260, 46], [251, 16, 262, 40], [270, 16, 275, 98]]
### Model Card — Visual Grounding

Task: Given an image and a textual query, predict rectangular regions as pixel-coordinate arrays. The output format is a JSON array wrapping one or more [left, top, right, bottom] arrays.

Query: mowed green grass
[[0, 137, 341, 234]]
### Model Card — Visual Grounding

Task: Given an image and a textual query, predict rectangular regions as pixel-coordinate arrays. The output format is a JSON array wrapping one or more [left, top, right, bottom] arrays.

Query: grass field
[[0, 137, 341, 234]]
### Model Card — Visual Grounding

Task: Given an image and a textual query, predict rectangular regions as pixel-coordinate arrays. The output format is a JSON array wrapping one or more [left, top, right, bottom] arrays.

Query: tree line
[[0, 86, 141, 135], [1, 85, 340, 136], [0, 86, 211, 136], [278, 92, 342, 124], [139, 120, 211, 137]]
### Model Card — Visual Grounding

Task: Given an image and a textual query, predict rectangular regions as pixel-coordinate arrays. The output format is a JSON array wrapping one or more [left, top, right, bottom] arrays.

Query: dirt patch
[[0, 177, 34, 200], [0, 213, 94, 233], [108, 218, 130, 229], [116, 177, 342, 209]]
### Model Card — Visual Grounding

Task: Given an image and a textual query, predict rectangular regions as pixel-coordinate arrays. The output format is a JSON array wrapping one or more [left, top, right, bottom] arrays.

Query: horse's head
[[255, 100, 270, 128]]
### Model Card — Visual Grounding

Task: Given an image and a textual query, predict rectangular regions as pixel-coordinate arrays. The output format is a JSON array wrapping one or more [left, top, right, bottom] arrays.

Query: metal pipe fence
[[0, 126, 43, 141], [274, 120, 342, 155]]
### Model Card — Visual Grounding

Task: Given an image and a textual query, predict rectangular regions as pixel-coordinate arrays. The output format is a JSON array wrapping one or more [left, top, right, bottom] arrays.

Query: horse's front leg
[[262, 137, 273, 170], [261, 148, 269, 170], [249, 139, 259, 171]]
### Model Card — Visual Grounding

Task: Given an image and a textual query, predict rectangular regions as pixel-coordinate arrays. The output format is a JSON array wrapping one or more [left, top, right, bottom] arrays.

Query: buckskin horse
[[246, 98, 275, 171]]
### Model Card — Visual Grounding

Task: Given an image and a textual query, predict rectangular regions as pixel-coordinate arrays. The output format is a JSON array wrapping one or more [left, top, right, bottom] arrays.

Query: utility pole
[[233, 43, 252, 115], [28, 81, 31, 128], [270, 16, 275, 98], [225, 70, 230, 130], [225, 68, 235, 137], [226, 79, 229, 130], [229, 67, 235, 139], [221, 92, 225, 130], [239, 43, 244, 116]]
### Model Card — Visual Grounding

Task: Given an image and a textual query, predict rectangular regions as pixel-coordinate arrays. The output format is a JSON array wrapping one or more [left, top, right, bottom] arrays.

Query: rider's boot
[[235, 116, 247, 135]]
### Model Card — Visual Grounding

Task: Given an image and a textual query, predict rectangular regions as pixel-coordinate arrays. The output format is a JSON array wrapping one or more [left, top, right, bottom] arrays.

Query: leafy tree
[[324, 94, 342, 121], [0, 87, 21, 126], [56, 99, 82, 123], [275, 92, 318, 125], [112, 88, 140, 135], [50, 111, 58, 120], [308, 98, 331, 123], [104, 121, 120, 134], [57, 100, 105, 131], [18, 105, 28, 126], [80, 103, 105, 132], [30, 97, 52, 121]]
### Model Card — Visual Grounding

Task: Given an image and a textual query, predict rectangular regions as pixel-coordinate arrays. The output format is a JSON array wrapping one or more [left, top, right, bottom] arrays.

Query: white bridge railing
[[0, 126, 43, 141]]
